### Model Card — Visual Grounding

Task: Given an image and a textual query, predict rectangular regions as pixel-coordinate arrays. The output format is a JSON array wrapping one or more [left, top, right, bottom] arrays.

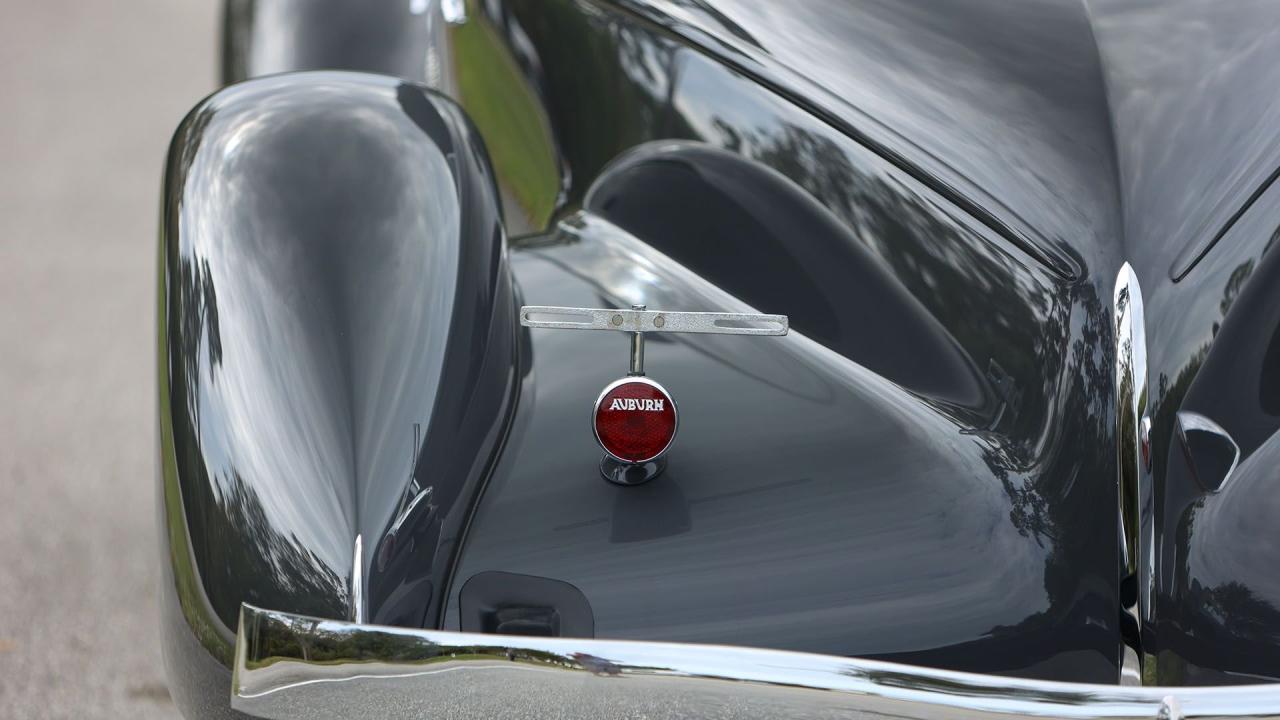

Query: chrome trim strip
[[520, 305, 789, 335], [627, 303, 647, 375], [232, 605, 1280, 720], [350, 535, 364, 624], [1114, 262, 1153, 684]]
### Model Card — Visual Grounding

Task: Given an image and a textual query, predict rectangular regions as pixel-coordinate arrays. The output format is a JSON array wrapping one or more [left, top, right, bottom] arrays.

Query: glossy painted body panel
[[186, 0, 1280, 697], [446, 209, 1117, 681], [603, 0, 1117, 279], [431, 0, 1119, 682], [1140, 178, 1280, 685], [1085, 1, 1280, 684], [1089, 0, 1280, 280], [450, 0, 1280, 686], [218, 0, 1121, 683], [157, 72, 515, 718]]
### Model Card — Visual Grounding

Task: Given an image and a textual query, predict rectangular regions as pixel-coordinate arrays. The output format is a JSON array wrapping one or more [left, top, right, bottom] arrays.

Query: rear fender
[[157, 70, 516, 717]]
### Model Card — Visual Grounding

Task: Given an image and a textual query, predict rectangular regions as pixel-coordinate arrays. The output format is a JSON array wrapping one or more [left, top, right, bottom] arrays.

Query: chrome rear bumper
[[233, 604, 1280, 720]]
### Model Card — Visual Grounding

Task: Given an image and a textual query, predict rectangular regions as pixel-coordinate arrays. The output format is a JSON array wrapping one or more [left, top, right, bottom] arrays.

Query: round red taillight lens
[[593, 377, 678, 463]]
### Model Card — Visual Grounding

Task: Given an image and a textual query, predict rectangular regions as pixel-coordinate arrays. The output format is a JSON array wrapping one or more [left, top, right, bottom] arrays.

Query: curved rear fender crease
[[157, 71, 517, 718]]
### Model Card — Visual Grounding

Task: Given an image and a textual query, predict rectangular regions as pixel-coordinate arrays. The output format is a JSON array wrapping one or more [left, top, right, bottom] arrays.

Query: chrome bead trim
[[232, 604, 1280, 720], [1114, 262, 1153, 684]]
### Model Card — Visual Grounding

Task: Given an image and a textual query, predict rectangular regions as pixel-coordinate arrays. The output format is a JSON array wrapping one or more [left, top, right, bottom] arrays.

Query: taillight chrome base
[[600, 455, 667, 486]]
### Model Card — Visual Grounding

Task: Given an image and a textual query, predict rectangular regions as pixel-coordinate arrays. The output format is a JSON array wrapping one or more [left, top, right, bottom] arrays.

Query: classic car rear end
[[158, 1, 1280, 717]]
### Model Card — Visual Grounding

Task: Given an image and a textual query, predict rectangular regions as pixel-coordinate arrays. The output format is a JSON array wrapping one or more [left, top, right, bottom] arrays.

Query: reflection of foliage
[[478, 0, 1144, 669], [246, 611, 600, 671], [1151, 259, 1255, 484], [678, 116, 1120, 657], [1194, 580, 1280, 635], [253, 619, 443, 668], [452, 6, 559, 227], [1115, 281, 1141, 562], [1156, 565, 1280, 683], [992, 455, 1056, 547], [1148, 257, 1280, 683], [700, 121, 1088, 529], [711, 122, 1064, 427], [158, 119, 239, 658], [503, 0, 675, 211], [165, 238, 350, 635], [507, 0, 1095, 561], [733, 120, 1123, 666], [202, 472, 349, 623], [1219, 259, 1255, 318], [158, 233, 232, 662], [980, 284, 1109, 556], [176, 257, 222, 428]]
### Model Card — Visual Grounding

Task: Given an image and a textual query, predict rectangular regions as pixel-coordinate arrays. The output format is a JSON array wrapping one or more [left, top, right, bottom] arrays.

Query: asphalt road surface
[[0, 2, 218, 717]]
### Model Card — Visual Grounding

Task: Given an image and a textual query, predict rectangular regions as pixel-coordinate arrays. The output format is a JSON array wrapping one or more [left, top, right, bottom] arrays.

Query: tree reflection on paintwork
[[167, 230, 351, 632], [1151, 238, 1280, 683], [686, 117, 1118, 674]]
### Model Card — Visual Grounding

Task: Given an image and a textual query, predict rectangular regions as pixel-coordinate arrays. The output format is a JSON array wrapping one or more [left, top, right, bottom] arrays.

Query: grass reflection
[[451, 7, 559, 228]]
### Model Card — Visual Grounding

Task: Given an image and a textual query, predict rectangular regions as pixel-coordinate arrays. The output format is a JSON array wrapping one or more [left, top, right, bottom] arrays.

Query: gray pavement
[[0, 1, 218, 717]]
